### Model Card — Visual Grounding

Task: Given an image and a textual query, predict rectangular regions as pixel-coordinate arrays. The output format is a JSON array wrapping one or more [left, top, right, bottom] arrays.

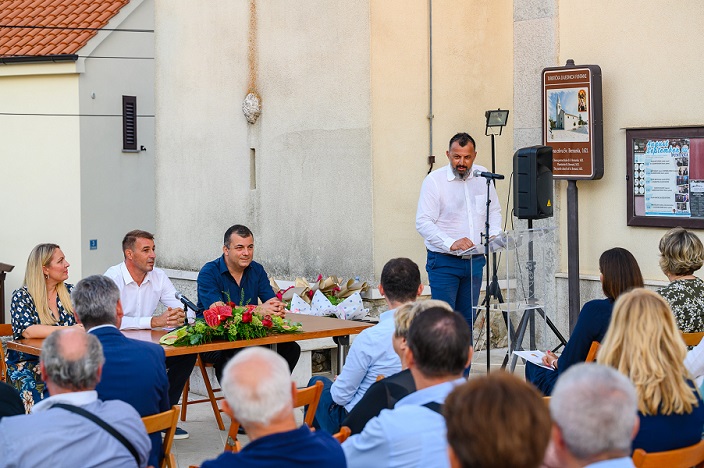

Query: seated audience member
[[444, 372, 552, 468], [685, 337, 704, 388], [72, 275, 169, 468], [7, 243, 79, 410], [309, 257, 423, 434], [0, 328, 151, 467], [197, 224, 300, 380], [201, 347, 346, 468], [342, 307, 472, 468], [656, 227, 704, 332], [342, 299, 452, 434], [105, 229, 195, 438], [598, 288, 704, 453], [550, 363, 639, 468], [526, 248, 643, 395], [0, 382, 24, 420]]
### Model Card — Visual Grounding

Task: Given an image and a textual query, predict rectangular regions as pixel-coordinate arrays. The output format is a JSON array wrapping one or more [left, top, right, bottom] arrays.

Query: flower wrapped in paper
[[273, 275, 369, 306], [290, 290, 368, 320]]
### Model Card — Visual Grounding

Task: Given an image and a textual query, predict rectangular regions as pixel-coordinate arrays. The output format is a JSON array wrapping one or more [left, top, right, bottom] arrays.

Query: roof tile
[[0, 0, 130, 57]]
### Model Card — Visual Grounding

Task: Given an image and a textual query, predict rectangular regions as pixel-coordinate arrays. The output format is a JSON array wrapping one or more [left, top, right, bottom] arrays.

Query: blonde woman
[[657, 227, 704, 332], [7, 244, 78, 411], [598, 288, 704, 453]]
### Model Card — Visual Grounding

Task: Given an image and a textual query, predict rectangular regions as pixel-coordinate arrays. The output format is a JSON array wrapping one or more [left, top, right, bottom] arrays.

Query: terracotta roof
[[0, 0, 130, 57]]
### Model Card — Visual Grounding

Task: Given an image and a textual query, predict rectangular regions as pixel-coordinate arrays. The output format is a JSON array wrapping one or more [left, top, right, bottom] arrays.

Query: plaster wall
[[370, 0, 514, 280], [0, 73, 82, 320], [556, 0, 704, 282], [79, 0, 156, 276], [155, 1, 373, 279]]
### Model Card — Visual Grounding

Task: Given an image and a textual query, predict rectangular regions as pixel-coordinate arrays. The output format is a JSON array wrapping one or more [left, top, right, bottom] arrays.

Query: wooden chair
[[0, 324, 13, 382], [142, 405, 179, 468], [375, 374, 385, 382], [542, 396, 551, 406], [332, 426, 351, 443], [682, 332, 704, 347], [224, 380, 325, 452], [632, 439, 704, 468], [585, 341, 600, 363], [180, 354, 225, 430]]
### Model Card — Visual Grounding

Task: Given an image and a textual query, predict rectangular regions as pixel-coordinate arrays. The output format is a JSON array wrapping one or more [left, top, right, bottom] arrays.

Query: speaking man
[[415, 132, 502, 330]]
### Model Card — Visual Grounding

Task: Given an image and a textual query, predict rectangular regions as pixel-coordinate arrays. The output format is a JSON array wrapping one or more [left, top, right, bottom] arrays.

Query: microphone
[[473, 169, 505, 180], [175, 292, 200, 312]]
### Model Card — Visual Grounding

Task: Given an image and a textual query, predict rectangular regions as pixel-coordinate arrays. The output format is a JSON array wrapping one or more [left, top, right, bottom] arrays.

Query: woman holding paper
[[598, 288, 704, 452], [525, 247, 643, 395], [657, 227, 704, 333]]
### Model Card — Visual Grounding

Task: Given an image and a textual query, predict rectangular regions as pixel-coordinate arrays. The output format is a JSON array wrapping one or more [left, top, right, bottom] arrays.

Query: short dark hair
[[122, 229, 154, 254], [599, 247, 644, 301], [444, 372, 552, 468], [448, 132, 476, 151], [407, 307, 470, 378], [72, 275, 120, 329], [224, 225, 254, 247], [380, 258, 421, 304]]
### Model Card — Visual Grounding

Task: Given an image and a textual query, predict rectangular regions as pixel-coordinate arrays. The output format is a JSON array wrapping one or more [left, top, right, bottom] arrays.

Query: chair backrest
[[375, 374, 385, 382], [632, 439, 704, 468], [333, 426, 351, 444], [542, 396, 551, 406], [295, 379, 324, 427], [0, 324, 13, 382], [142, 405, 179, 468], [682, 332, 704, 347], [585, 341, 600, 363]]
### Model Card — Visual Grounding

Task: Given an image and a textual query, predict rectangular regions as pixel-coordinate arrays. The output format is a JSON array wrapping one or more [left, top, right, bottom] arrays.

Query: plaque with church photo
[[626, 127, 704, 228], [542, 63, 603, 180]]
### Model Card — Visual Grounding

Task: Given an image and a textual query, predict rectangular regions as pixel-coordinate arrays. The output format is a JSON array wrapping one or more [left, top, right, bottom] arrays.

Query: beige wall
[[371, 0, 514, 279], [155, 0, 374, 279], [556, 0, 704, 281], [0, 70, 82, 319]]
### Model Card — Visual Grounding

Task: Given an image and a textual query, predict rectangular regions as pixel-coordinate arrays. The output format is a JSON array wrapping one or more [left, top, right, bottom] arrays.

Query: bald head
[[220, 347, 293, 427], [41, 328, 104, 392]]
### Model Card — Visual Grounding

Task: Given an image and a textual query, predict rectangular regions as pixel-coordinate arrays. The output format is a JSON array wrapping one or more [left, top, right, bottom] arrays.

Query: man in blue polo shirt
[[197, 224, 300, 381]]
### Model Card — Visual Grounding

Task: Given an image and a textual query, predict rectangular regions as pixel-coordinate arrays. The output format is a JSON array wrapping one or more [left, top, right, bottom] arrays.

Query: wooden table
[[7, 313, 374, 369]]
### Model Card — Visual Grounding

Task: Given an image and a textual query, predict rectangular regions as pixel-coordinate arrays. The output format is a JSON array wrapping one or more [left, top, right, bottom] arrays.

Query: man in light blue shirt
[[343, 307, 472, 468], [550, 363, 639, 468], [308, 258, 423, 434]]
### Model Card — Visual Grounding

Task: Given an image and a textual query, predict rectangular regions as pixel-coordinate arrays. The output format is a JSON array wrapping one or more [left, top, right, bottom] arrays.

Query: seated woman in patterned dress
[[6, 243, 79, 412], [598, 288, 704, 453], [525, 247, 643, 396], [657, 227, 704, 333]]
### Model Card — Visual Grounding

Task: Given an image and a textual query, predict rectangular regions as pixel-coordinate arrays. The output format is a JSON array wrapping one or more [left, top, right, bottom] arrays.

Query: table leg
[[269, 343, 278, 353], [335, 335, 350, 373]]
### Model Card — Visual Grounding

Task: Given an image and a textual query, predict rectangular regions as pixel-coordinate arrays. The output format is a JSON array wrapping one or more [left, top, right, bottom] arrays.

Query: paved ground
[[171, 346, 525, 467]]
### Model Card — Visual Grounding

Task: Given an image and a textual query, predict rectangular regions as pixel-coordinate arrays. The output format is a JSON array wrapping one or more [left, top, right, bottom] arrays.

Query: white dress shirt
[[416, 163, 502, 253], [685, 335, 704, 387], [104, 262, 181, 330]]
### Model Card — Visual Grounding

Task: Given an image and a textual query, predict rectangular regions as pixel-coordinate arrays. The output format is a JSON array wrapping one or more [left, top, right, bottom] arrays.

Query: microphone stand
[[482, 175, 493, 373]]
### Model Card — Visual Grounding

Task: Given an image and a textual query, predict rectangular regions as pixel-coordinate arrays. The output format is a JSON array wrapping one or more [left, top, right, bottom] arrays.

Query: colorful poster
[[633, 138, 690, 217]]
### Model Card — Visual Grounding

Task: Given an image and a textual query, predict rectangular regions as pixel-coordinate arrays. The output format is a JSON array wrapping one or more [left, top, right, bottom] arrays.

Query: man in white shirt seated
[[549, 363, 639, 468], [342, 307, 472, 467], [0, 328, 151, 467], [104, 229, 196, 439], [308, 258, 423, 434]]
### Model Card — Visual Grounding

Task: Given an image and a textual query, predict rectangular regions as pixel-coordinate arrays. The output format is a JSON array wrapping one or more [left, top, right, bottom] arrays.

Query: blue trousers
[[307, 376, 348, 434], [426, 250, 486, 332]]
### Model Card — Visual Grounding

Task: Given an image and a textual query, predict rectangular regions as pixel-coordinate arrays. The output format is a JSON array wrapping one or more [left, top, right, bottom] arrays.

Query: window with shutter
[[122, 95, 137, 151]]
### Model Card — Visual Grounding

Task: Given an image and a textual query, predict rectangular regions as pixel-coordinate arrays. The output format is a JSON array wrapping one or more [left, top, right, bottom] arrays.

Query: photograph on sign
[[542, 64, 602, 180], [546, 88, 590, 143], [626, 127, 704, 228]]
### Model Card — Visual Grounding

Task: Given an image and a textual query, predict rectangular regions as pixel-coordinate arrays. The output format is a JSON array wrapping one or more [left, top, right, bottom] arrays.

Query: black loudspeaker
[[513, 146, 554, 220]]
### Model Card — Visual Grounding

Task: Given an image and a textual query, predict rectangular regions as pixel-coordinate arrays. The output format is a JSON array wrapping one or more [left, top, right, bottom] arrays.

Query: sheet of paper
[[513, 350, 554, 371]]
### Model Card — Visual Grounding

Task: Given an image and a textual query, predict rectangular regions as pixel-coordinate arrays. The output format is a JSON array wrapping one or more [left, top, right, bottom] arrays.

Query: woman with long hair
[[657, 227, 704, 332], [6, 244, 79, 411], [525, 247, 644, 395], [598, 288, 704, 452]]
